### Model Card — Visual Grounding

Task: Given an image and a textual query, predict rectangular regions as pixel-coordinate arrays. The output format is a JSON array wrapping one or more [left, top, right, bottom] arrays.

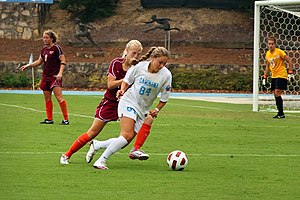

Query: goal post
[[253, 0, 300, 112]]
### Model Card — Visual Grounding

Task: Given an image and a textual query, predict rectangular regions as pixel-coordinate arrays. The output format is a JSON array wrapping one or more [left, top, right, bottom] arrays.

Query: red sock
[[134, 123, 151, 149], [45, 100, 53, 120], [65, 133, 91, 158], [59, 100, 68, 120]]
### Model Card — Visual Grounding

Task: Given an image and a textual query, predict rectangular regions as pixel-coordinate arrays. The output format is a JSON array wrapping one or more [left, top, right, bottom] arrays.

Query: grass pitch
[[0, 93, 299, 200]]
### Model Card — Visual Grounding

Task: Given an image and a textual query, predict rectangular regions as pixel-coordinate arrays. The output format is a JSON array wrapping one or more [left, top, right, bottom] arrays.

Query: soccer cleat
[[273, 114, 285, 119], [129, 148, 149, 160], [60, 154, 69, 165], [85, 140, 97, 163], [93, 162, 109, 170], [40, 119, 54, 124], [60, 120, 70, 125]]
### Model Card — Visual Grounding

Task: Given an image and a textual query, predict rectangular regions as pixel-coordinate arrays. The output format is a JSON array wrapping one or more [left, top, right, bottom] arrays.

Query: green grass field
[[0, 93, 299, 200]]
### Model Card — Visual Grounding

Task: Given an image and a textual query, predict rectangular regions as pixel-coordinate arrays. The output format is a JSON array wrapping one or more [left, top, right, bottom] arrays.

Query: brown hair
[[43, 30, 58, 43], [140, 46, 170, 61], [267, 36, 276, 44]]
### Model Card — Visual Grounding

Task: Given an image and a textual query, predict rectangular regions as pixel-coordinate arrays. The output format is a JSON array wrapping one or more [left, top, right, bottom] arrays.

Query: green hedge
[[0, 73, 31, 88], [172, 67, 253, 91], [0, 68, 253, 92]]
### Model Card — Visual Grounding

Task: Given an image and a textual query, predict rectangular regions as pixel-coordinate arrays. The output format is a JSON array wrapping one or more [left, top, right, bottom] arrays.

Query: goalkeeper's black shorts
[[271, 78, 287, 91]]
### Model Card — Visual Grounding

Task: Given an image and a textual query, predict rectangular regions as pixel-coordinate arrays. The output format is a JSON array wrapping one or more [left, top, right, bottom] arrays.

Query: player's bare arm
[[264, 61, 270, 77], [116, 81, 130, 100], [55, 54, 66, 80], [283, 55, 293, 73], [149, 101, 167, 118], [20, 56, 43, 71], [107, 74, 123, 90]]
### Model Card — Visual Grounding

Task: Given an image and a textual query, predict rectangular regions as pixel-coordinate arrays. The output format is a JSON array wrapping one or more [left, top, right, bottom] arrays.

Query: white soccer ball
[[167, 150, 188, 171]]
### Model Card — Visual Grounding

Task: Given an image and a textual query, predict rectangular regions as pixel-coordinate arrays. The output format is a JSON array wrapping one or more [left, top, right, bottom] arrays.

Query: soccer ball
[[167, 150, 188, 171]]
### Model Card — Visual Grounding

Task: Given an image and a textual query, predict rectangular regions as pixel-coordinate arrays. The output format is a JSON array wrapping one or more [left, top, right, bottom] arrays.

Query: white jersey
[[120, 61, 172, 119]]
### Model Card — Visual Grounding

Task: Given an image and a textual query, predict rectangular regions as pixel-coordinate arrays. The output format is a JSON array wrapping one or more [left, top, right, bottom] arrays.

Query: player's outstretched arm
[[20, 56, 43, 71], [149, 101, 167, 118]]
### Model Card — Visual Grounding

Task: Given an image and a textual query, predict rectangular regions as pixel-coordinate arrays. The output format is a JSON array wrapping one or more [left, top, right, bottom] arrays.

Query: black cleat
[[273, 114, 285, 119], [40, 119, 54, 124], [60, 120, 70, 125]]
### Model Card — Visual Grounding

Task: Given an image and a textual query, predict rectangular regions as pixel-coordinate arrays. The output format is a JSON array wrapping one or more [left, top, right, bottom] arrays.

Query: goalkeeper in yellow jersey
[[262, 36, 293, 118]]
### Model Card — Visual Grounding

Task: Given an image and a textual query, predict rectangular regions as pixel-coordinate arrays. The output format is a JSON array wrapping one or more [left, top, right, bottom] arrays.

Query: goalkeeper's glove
[[288, 70, 294, 82], [262, 75, 267, 86]]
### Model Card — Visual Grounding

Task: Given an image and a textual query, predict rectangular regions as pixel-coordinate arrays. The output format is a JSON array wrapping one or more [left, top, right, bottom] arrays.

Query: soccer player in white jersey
[[93, 46, 172, 170]]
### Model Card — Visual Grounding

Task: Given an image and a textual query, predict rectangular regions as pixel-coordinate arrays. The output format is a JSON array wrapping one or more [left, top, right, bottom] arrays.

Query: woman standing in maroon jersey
[[21, 30, 69, 125]]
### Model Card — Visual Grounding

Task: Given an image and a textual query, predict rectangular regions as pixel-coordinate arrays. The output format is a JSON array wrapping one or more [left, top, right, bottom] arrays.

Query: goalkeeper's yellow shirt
[[265, 48, 287, 79]]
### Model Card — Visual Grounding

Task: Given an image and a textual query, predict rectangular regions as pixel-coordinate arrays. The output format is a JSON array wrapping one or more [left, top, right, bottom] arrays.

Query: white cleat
[[60, 154, 69, 165], [93, 161, 109, 170], [86, 140, 97, 163], [129, 148, 149, 160]]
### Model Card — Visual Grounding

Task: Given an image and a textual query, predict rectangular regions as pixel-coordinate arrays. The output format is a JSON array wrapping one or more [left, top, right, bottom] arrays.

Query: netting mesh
[[258, 4, 300, 112]]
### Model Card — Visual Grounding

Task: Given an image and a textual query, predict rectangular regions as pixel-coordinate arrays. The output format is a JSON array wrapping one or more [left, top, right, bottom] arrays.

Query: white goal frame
[[253, 0, 300, 112]]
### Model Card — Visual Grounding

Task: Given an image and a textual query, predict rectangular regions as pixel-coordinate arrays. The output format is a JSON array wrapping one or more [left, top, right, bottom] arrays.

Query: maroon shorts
[[95, 98, 119, 122], [40, 76, 62, 91]]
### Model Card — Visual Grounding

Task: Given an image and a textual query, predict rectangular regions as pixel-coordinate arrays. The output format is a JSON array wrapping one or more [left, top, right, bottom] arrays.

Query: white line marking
[[0, 102, 94, 119], [0, 152, 298, 157], [1, 102, 299, 124], [170, 103, 239, 112], [156, 123, 291, 128]]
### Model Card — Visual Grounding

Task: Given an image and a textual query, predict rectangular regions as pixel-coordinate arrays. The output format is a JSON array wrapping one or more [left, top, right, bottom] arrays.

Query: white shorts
[[118, 101, 144, 133]]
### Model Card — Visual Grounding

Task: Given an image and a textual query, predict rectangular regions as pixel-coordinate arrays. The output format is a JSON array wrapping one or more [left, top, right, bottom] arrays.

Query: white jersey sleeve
[[123, 65, 136, 85], [159, 69, 172, 102]]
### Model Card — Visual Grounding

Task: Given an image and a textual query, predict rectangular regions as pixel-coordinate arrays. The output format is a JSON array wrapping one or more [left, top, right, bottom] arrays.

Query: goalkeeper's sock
[[65, 133, 91, 158], [59, 100, 68, 120], [93, 138, 117, 150], [45, 100, 53, 120], [133, 123, 151, 150], [98, 135, 128, 163], [275, 96, 284, 115]]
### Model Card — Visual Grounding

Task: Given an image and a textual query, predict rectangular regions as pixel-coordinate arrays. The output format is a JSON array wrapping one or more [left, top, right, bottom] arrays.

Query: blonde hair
[[122, 40, 143, 58], [140, 46, 170, 61], [43, 30, 58, 43]]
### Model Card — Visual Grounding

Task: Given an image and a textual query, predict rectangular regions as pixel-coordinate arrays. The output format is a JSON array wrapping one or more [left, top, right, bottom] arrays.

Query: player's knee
[[121, 131, 135, 142], [274, 90, 282, 97]]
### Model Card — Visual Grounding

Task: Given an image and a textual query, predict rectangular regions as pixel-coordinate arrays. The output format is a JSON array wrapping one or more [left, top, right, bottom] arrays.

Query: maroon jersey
[[104, 57, 127, 102], [40, 44, 64, 79]]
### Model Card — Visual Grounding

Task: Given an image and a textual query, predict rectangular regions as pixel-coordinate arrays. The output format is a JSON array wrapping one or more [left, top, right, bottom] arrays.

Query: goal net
[[253, 0, 300, 112]]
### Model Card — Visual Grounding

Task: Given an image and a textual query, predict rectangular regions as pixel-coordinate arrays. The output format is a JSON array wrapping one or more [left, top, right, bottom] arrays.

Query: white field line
[[169, 103, 239, 112], [0, 102, 94, 119], [0, 151, 299, 157], [1, 102, 300, 122], [0, 101, 238, 116], [166, 103, 300, 118], [156, 123, 291, 128]]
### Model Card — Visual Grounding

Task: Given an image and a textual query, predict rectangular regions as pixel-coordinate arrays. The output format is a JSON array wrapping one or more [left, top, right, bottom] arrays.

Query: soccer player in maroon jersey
[[60, 40, 152, 165], [20, 30, 69, 125]]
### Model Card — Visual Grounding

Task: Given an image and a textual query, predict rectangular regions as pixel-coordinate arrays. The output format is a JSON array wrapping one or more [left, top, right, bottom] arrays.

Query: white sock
[[94, 135, 128, 165], [93, 138, 117, 150]]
